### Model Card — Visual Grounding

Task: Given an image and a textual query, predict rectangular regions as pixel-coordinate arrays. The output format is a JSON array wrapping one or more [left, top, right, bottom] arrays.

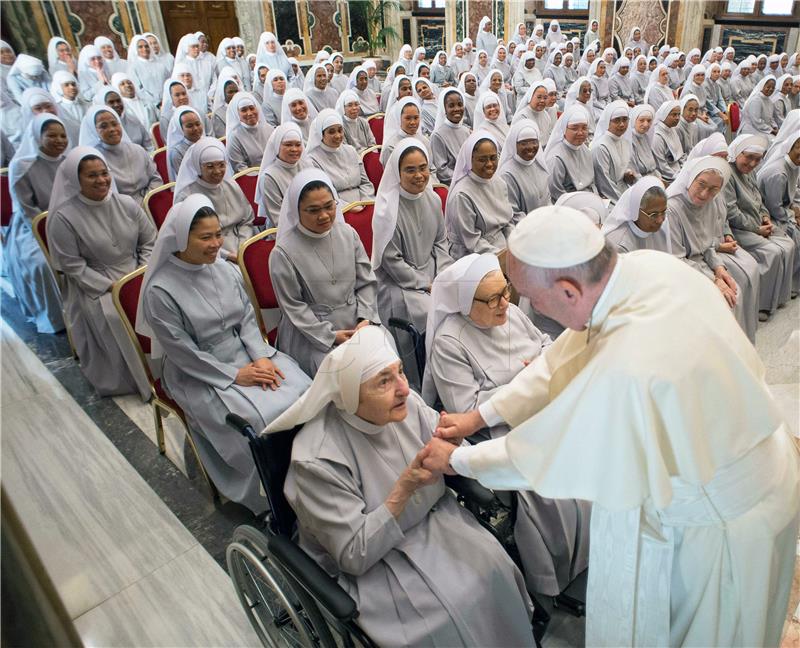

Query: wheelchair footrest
[[552, 592, 586, 617]]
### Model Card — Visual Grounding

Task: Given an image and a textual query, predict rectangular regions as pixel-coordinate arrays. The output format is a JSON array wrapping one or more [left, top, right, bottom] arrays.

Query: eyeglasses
[[473, 283, 512, 309], [473, 154, 499, 164], [639, 208, 667, 221]]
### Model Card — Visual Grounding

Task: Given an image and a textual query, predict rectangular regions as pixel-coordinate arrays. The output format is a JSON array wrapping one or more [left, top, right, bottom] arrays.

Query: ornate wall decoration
[[720, 27, 786, 58], [468, 0, 493, 43], [456, 0, 466, 42], [613, 0, 667, 53], [307, 0, 341, 53], [274, 1, 303, 55], [417, 19, 446, 58]]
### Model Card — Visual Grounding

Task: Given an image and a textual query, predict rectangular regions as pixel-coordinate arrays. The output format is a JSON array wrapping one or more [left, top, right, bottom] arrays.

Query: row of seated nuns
[[2, 18, 800, 643]]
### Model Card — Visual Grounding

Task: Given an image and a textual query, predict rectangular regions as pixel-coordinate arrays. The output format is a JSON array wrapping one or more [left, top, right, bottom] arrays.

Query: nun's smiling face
[[289, 98, 308, 120], [444, 91, 464, 123], [516, 137, 539, 161], [105, 91, 124, 116], [489, 73, 502, 92], [314, 67, 328, 89], [735, 151, 763, 175], [95, 110, 123, 145], [322, 123, 344, 148], [419, 65, 430, 79], [530, 86, 548, 110], [483, 100, 500, 121], [146, 35, 160, 53], [344, 100, 360, 119], [0, 46, 15, 65], [238, 103, 259, 126], [399, 147, 430, 194], [682, 99, 699, 122], [398, 78, 413, 97], [180, 111, 204, 142], [565, 121, 589, 146], [471, 139, 498, 179], [400, 104, 420, 134], [179, 214, 223, 264], [137, 39, 151, 59], [298, 185, 337, 234], [635, 192, 667, 233], [61, 80, 79, 100], [271, 75, 286, 94], [356, 361, 409, 425], [200, 160, 226, 185], [78, 157, 112, 201], [415, 80, 434, 100], [761, 79, 775, 97], [608, 115, 629, 137], [687, 170, 723, 206], [170, 83, 189, 107], [223, 81, 238, 104], [40, 121, 68, 157], [117, 79, 135, 98], [356, 71, 368, 90], [278, 138, 303, 163]]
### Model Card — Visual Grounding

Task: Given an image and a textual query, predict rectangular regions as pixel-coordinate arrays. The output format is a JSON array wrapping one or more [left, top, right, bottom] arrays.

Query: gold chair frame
[[237, 228, 279, 344]]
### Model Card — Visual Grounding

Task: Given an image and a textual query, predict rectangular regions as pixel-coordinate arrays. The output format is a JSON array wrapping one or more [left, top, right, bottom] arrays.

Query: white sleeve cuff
[[450, 446, 475, 478], [478, 399, 504, 427], [450, 438, 532, 491]]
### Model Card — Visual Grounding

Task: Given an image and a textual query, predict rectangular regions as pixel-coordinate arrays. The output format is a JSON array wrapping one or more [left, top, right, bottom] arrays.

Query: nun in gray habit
[[591, 100, 638, 203], [601, 176, 672, 253], [269, 325, 534, 648], [268, 169, 380, 377], [429, 87, 471, 185], [666, 156, 760, 342], [445, 130, 517, 259], [724, 134, 796, 316], [424, 253, 591, 598], [47, 147, 156, 395], [652, 100, 684, 183], [138, 194, 311, 514], [499, 120, 551, 215], [255, 122, 311, 228], [372, 139, 453, 384], [280, 88, 318, 143], [6, 113, 68, 333], [305, 109, 374, 206], [545, 105, 596, 202], [225, 91, 275, 172], [626, 104, 661, 178], [304, 63, 340, 112], [335, 89, 376, 152], [79, 105, 161, 204], [380, 97, 436, 179], [174, 137, 255, 261], [675, 94, 703, 155]]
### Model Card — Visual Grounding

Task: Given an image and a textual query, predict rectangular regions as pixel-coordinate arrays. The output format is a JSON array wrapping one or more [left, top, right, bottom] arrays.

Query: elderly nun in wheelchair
[[266, 324, 536, 647]]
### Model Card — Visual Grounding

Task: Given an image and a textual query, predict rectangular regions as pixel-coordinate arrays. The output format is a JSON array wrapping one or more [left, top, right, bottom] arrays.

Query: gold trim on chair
[[142, 182, 176, 230], [359, 144, 382, 160], [110, 266, 218, 500], [237, 228, 278, 343], [366, 112, 385, 121], [231, 166, 261, 181], [342, 200, 375, 212], [149, 122, 162, 148]]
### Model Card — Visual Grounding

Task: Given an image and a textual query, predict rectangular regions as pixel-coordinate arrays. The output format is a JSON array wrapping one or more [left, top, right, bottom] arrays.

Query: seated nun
[[429, 88, 470, 185], [412, 77, 439, 136], [676, 94, 703, 154], [173, 137, 255, 262], [511, 82, 553, 146], [335, 89, 376, 152], [652, 100, 684, 183], [165, 106, 204, 181], [268, 169, 380, 376], [280, 88, 318, 142], [47, 147, 156, 396], [479, 70, 513, 121], [172, 63, 209, 115], [608, 57, 635, 105], [379, 63, 407, 112], [643, 65, 674, 113], [261, 69, 287, 127], [725, 134, 797, 312], [545, 105, 596, 202], [225, 91, 274, 172], [473, 90, 510, 151], [255, 123, 311, 228], [50, 70, 88, 145], [383, 74, 415, 115], [445, 130, 517, 259], [757, 134, 800, 281], [210, 71, 240, 137], [372, 139, 453, 384], [771, 74, 793, 129], [159, 79, 192, 140], [601, 176, 671, 253], [562, 77, 596, 137], [380, 97, 435, 177], [667, 155, 759, 342], [94, 86, 152, 152], [304, 63, 339, 112], [587, 59, 610, 119], [270, 325, 535, 648], [344, 65, 380, 117], [6, 114, 68, 333], [458, 72, 479, 128], [512, 52, 543, 102], [138, 195, 311, 515], [591, 100, 638, 203], [430, 50, 457, 87], [626, 104, 660, 178], [499, 121, 551, 214], [740, 76, 777, 138], [79, 105, 161, 204], [306, 109, 374, 206], [111, 72, 158, 136], [423, 253, 592, 600]]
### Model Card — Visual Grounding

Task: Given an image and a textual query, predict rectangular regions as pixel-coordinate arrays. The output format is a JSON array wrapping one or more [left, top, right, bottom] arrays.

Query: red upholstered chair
[[150, 122, 164, 148], [366, 113, 385, 145], [342, 200, 375, 258], [1, 168, 12, 228], [360, 145, 383, 192], [232, 166, 265, 227], [238, 228, 280, 345], [432, 183, 448, 214], [143, 182, 175, 230], [112, 266, 217, 497], [728, 102, 740, 133], [151, 146, 169, 183]]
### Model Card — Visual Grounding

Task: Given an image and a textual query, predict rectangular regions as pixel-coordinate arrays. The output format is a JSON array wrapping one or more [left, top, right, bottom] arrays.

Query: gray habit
[[758, 154, 800, 271], [591, 133, 636, 203], [143, 255, 311, 514], [425, 306, 591, 596], [227, 123, 273, 172], [430, 124, 471, 186], [501, 158, 551, 214], [342, 116, 376, 152], [630, 131, 661, 178], [167, 138, 191, 182], [46, 193, 156, 394], [653, 122, 684, 183], [284, 391, 534, 647], [308, 144, 374, 205], [269, 222, 380, 376], [259, 158, 312, 228], [98, 141, 162, 203], [547, 142, 596, 202], [605, 221, 670, 253]]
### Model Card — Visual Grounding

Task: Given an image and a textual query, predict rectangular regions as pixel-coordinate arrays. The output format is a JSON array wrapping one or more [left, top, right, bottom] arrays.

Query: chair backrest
[[250, 428, 300, 537], [232, 166, 264, 227], [342, 201, 375, 258], [111, 266, 154, 360], [238, 228, 279, 344], [150, 122, 164, 148], [0, 168, 11, 228], [31, 211, 52, 265], [432, 183, 448, 214], [151, 147, 169, 184], [728, 102, 740, 133], [143, 182, 175, 230], [360, 146, 383, 192], [366, 113, 385, 145]]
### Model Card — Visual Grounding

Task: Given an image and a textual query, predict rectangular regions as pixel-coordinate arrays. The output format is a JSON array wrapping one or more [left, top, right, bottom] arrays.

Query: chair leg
[[182, 424, 219, 501], [151, 402, 167, 455]]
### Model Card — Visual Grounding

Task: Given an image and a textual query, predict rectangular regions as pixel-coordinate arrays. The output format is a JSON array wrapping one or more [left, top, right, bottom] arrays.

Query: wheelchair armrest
[[445, 474, 496, 508], [267, 534, 359, 623], [225, 413, 258, 442]]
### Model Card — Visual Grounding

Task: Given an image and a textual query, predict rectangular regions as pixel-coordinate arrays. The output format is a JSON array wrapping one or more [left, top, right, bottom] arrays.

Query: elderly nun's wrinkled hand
[[419, 438, 458, 476]]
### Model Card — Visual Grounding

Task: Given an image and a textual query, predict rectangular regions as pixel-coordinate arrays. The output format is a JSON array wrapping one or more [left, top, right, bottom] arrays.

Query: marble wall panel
[[417, 18, 446, 58], [613, 0, 667, 52], [720, 26, 787, 58], [307, 0, 341, 52], [273, 0, 303, 55], [468, 0, 493, 43], [68, 0, 126, 51]]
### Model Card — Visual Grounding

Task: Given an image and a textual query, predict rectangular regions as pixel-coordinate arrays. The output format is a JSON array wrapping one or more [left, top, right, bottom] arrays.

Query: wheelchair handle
[[225, 413, 258, 441]]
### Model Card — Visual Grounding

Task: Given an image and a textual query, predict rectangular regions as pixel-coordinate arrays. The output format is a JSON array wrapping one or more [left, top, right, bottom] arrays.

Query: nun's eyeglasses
[[473, 284, 512, 309], [639, 208, 667, 221]]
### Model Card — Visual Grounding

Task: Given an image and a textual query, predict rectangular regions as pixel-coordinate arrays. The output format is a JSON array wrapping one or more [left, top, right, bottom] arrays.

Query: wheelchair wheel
[[227, 525, 318, 648]]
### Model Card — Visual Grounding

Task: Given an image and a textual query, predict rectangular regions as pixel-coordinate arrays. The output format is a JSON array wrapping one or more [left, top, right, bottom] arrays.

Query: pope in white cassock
[[422, 205, 799, 647]]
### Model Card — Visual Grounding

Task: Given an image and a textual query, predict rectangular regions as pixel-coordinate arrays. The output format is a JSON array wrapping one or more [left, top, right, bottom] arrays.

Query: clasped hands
[[235, 357, 285, 390], [410, 410, 484, 477]]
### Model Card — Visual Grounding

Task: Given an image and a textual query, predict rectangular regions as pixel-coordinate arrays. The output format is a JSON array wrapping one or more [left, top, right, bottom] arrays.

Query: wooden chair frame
[[237, 228, 279, 344], [142, 182, 176, 230], [150, 122, 163, 149], [231, 166, 264, 226], [111, 266, 217, 499]]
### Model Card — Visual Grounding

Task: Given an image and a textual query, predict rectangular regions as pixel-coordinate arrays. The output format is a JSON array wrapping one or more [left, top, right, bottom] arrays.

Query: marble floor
[[1, 279, 797, 647]]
